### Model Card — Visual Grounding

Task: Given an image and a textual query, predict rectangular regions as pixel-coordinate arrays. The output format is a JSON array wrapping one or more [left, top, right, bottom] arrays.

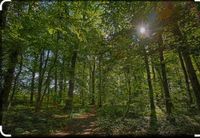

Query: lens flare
[[140, 27, 146, 34]]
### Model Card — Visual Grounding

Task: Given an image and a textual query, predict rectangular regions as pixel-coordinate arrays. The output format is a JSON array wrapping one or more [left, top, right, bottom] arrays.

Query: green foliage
[[1, 1, 200, 136]]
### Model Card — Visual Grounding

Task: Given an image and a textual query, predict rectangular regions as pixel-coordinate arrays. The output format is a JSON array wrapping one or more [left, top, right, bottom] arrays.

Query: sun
[[140, 27, 146, 34]]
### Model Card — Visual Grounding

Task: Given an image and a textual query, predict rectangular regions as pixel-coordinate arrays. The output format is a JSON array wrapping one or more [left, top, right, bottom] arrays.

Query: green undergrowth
[[2, 104, 92, 136], [96, 105, 200, 136]]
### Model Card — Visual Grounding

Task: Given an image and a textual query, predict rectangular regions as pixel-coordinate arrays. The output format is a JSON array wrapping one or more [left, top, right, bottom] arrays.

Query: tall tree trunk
[[8, 54, 23, 109], [178, 50, 193, 106], [141, 41, 157, 128], [54, 32, 59, 103], [91, 57, 96, 105], [35, 50, 44, 112], [0, 45, 20, 122], [54, 65, 58, 103], [98, 56, 102, 108], [122, 67, 131, 120], [89, 64, 92, 105], [152, 61, 156, 81], [64, 50, 77, 112], [80, 63, 85, 106], [35, 49, 50, 112], [30, 70, 35, 104], [182, 50, 200, 109], [158, 34, 173, 118], [59, 61, 64, 104], [39, 50, 58, 109], [30, 56, 37, 105], [173, 23, 200, 110], [0, 2, 9, 125]]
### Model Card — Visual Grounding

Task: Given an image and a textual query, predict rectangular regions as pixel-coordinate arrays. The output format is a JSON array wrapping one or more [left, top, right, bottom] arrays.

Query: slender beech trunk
[[58, 60, 64, 104], [39, 50, 58, 108], [158, 34, 173, 118], [173, 23, 200, 110], [178, 51, 193, 106], [122, 67, 131, 120], [8, 54, 23, 109], [91, 57, 96, 105], [54, 66, 58, 102], [0, 46, 20, 120], [64, 50, 77, 112], [98, 56, 102, 108], [40, 75, 51, 106], [30, 55, 37, 104], [54, 54, 58, 103], [0, 3, 9, 125], [54, 32, 59, 103], [141, 41, 157, 127], [30, 70, 35, 104], [35, 51, 44, 112], [89, 64, 92, 105], [80, 63, 85, 106], [35, 49, 50, 112], [152, 61, 156, 81], [0, 13, 3, 103], [182, 50, 200, 109]]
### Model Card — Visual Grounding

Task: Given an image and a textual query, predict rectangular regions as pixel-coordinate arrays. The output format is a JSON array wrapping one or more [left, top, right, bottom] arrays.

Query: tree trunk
[[122, 67, 131, 120], [158, 34, 173, 118], [35, 49, 50, 112], [80, 63, 86, 106], [0, 3, 9, 125], [0, 46, 20, 125], [54, 65, 58, 103], [141, 41, 157, 127], [38, 50, 58, 109], [173, 23, 200, 110], [8, 54, 23, 109], [178, 50, 193, 106], [152, 61, 156, 81], [30, 58, 36, 105], [59, 61, 64, 104], [182, 50, 200, 109], [91, 57, 96, 105], [98, 56, 102, 108], [35, 50, 44, 112], [64, 50, 77, 112]]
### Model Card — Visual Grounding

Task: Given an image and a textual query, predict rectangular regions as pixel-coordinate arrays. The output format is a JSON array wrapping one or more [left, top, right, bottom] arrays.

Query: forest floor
[[3, 103, 200, 136], [52, 106, 98, 136]]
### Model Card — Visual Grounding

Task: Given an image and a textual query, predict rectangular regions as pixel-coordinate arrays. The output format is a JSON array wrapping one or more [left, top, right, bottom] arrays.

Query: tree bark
[[80, 63, 86, 106], [30, 56, 37, 105], [38, 50, 58, 109], [158, 34, 173, 118], [91, 57, 96, 105], [58, 60, 64, 104], [8, 54, 23, 109], [35, 49, 50, 112], [173, 23, 200, 110], [0, 45, 20, 122], [141, 40, 157, 127], [64, 50, 77, 112], [0, 2, 9, 125], [98, 56, 102, 108], [178, 50, 193, 106]]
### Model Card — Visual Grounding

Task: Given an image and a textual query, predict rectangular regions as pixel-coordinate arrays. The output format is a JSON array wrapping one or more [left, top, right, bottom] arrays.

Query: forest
[[0, 0, 200, 137]]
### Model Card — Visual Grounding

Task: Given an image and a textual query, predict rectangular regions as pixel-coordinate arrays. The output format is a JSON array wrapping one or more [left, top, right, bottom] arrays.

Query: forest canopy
[[0, 0, 200, 136]]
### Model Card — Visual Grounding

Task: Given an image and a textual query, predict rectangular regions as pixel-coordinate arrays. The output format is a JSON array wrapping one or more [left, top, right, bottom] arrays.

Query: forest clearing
[[1, 1, 200, 137]]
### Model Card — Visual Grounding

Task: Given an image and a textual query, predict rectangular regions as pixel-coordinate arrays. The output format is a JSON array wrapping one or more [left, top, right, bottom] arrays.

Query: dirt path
[[52, 107, 97, 136]]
